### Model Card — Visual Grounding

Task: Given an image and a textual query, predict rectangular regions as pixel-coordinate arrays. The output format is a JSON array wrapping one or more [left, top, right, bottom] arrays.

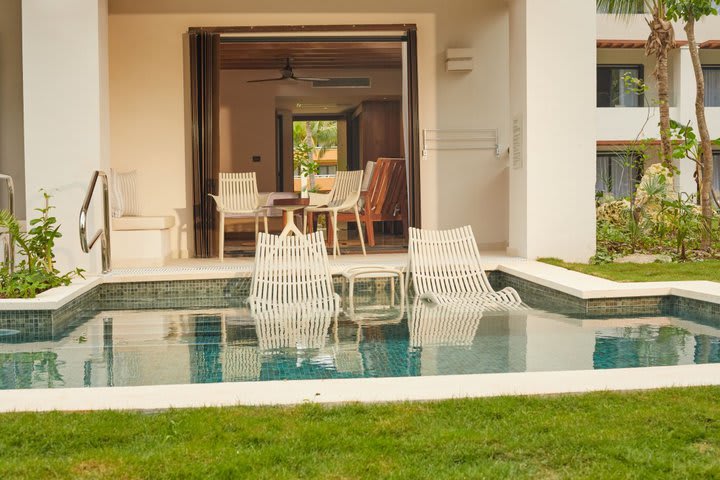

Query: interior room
[[216, 37, 409, 256]]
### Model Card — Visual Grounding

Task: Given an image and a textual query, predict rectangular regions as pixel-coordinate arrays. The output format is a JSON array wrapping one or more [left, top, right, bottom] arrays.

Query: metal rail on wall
[[422, 129, 500, 158], [79, 170, 112, 274]]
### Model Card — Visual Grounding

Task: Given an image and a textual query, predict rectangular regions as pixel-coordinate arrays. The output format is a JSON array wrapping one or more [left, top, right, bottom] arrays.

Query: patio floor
[[108, 251, 530, 282]]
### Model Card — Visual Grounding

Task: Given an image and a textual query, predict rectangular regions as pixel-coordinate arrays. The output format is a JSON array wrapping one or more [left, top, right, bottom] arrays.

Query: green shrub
[[0, 192, 83, 299], [592, 158, 720, 263]]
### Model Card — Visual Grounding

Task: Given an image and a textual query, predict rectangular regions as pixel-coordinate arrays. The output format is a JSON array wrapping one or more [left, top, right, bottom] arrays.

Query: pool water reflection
[[1, 304, 719, 389]]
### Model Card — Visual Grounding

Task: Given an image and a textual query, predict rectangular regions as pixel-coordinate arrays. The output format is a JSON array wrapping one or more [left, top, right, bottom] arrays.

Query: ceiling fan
[[247, 58, 330, 83]]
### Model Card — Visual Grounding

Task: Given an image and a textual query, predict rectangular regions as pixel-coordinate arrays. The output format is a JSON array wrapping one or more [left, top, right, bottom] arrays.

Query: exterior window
[[704, 67, 720, 107], [714, 151, 720, 193], [597, 66, 644, 107], [596, 153, 641, 198], [317, 165, 337, 177]]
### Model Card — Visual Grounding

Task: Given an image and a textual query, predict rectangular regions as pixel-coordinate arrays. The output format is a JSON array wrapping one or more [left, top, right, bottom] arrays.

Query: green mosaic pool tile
[[2, 271, 720, 345], [673, 296, 720, 326], [490, 271, 586, 314]]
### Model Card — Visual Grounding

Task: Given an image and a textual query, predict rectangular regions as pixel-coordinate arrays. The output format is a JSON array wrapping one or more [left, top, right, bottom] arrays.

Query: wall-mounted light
[[445, 48, 474, 72]]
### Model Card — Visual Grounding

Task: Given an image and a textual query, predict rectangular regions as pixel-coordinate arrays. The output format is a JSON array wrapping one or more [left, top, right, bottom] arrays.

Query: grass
[[1, 388, 719, 479], [539, 258, 720, 283]]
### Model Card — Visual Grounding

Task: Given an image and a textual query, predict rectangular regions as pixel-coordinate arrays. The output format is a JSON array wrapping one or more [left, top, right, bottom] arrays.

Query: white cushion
[[361, 161, 376, 191], [112, 215, 175, 231], [111, 169, 140, 217]]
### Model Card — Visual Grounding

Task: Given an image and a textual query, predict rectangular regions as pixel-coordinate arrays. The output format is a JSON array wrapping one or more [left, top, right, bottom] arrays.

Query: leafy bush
[[595, 162, 720, 262], [659, 193, 704, 259], [597, 200, 631, 226], [0, 192, 83, 298]]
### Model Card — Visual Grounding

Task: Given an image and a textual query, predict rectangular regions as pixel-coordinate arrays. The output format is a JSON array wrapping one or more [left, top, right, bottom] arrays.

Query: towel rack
[[422, 129, 499, 158]]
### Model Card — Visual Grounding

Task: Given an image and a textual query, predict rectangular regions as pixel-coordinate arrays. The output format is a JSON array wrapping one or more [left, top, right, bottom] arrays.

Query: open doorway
[[189, 26, 420, 258], [292, 117, 343, 195]]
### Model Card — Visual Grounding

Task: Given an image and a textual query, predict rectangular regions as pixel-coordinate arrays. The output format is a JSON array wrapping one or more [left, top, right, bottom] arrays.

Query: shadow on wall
[[174, 207, 190, 258]]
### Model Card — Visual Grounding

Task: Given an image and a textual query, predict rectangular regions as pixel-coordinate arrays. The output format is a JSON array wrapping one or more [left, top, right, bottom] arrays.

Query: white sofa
[[111, 215, 175, 267]]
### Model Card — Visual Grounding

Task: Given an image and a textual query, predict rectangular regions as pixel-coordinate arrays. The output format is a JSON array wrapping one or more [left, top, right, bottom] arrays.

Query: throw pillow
[[111, 169, 140, 217]]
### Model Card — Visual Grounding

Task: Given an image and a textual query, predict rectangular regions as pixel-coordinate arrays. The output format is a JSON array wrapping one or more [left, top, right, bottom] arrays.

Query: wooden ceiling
[[219, 41, 402, 70]]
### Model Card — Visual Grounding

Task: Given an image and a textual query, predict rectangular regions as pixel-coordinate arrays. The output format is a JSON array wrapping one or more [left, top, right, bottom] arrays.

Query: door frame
[[189, 24, 421, 257]]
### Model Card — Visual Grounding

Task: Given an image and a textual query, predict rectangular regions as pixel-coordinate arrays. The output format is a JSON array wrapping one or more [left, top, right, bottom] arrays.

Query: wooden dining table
[[271, 196, 310, 236]]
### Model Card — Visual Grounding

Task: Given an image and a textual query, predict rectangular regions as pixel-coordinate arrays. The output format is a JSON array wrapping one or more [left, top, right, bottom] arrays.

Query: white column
[[0, 0, 26, 218], [508, 0, 597, 261], [22, 0, 110, 274], [673, 46, 698, 194]]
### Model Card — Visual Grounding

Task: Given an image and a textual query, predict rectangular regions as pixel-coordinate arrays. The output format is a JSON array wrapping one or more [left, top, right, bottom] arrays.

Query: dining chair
[[208, 172, 268, 261], [303, 170, 366, 257]]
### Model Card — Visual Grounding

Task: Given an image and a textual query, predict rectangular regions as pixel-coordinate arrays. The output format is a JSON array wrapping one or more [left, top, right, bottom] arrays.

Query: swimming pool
[[1, 301, 719, 390]]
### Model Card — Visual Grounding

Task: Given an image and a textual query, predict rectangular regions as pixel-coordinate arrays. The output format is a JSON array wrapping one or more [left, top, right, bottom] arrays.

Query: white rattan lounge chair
[[253, 304, 335, 352], [304, 170, 366, 257], [407, 225, 525, 310], [408, 297, 483, 348], [209, 172, 268, 261], [247, 231, 340, 313]]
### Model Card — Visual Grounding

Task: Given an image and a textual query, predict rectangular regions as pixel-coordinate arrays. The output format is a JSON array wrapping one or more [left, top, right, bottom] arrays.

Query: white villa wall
[[0, 0, 26, 217], [21, 0, 111, 273], [219, 68, 402, 192], [108, 0, 512, 259], [509, 0, 597, 261], [597, 13, 720, 42], [508, 0, 528, 260], [596, 107, 680, 141]]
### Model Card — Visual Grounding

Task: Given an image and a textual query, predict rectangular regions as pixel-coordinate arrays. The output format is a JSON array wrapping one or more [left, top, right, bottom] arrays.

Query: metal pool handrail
[[79, 170, 112, 274], [0, 174, 15, 273]]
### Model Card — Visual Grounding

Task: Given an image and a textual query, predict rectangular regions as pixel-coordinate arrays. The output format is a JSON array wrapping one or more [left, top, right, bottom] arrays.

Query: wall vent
[[312, 77, 372, 88]]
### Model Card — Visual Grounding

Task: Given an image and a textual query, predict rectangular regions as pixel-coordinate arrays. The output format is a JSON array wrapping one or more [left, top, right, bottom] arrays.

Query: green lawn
[[1, 388, 719, 479], [539, 258, 720, 283]]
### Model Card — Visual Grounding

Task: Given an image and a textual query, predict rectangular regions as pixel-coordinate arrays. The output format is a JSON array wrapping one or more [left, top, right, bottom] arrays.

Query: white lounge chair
[[407, 225, 525, 310], [304, 170, 366, 257], [209, 172, 268, 261], [248, 231, 340, 313], [253, 304, 335, 352], [408, 297, 483, 348]]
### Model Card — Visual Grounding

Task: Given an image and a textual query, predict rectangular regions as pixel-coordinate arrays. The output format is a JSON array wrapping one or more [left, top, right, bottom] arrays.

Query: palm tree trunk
[[685, 17, 714, 250], [645, 6, 675, 167], [304, 121, 317, 191], [657, 51, 672, 165]]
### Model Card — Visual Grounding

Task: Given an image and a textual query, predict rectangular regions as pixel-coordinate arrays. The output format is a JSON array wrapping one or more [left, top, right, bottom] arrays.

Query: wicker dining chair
[[208, 172, 268, 261], [304, 170, 366, 257]]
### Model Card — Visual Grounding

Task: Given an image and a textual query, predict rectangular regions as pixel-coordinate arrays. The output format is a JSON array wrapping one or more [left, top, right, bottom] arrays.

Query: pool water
[[1, 304, 719, 389]]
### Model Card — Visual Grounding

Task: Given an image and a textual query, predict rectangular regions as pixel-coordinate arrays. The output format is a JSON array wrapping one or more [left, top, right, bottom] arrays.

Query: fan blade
[[292, 76, 331, 82], [247, 77, 286, 83]]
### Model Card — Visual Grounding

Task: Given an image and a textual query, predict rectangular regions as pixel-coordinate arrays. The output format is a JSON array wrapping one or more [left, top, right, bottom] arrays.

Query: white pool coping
[[1, 364, 718, 413], [0, 276, 103, 311]]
